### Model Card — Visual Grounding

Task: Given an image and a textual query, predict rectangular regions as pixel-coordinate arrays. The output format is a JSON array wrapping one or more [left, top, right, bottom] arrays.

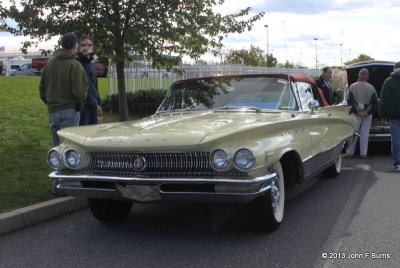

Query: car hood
[[58, 111, 284, 149], [346, 62, 394, 94]]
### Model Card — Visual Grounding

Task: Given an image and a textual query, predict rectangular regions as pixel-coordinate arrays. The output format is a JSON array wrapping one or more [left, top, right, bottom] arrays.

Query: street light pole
[[264, 25, 269, 67], [340, 43, 343, 67], [264, 25, 269, 56], [314, 37, 318, 69]]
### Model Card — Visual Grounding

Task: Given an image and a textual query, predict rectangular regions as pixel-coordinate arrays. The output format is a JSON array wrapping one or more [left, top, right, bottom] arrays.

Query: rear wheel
[[247, 161, 285, 231], [88, 198, 133, 222], [322, 153, 342, 178]]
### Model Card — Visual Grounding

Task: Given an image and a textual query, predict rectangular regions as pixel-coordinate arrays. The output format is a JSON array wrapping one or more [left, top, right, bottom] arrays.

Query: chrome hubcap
[[271, 174, 281, 214], [335, 155, 342, 172]]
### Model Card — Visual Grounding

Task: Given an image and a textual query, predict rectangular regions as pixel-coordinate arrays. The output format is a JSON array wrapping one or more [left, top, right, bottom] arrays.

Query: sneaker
[[360, 155, 368, 159], [343, 154, 353, 158], [394, 165, 400, 172]]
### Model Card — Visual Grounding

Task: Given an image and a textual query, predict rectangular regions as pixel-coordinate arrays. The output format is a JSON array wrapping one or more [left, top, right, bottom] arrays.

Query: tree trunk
[[116, 59, 129, 121]]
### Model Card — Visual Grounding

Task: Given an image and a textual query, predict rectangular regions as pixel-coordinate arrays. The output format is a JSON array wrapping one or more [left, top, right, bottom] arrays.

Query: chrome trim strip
[[159, 183, 271, 197], [49, 171, 276, 185], [369, 133, 391, 137]]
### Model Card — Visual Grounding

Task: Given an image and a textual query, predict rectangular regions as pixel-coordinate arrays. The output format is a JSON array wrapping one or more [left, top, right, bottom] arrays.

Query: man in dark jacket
[[77, 36, 102, 125], [39, 32, 88, 146], [379, 62, 400, 172], [315, 66, 338, 105]]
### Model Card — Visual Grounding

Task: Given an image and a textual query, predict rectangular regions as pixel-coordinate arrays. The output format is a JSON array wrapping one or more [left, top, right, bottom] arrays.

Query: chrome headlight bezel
[[47, 149, 61, 169], [63, 149, 81, 169], [210, 149, 231, 171], [233, 148, 255, 171]]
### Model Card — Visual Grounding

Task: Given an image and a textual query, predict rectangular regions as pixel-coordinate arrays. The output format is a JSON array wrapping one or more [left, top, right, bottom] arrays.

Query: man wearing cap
[[76, 36, 102, 126], [379, 62, 400, 172], [39, 32, 88, 146], [344, 68, 378, 158]]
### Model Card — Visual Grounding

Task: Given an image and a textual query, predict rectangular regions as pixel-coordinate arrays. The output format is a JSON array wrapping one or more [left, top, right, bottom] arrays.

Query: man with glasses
[[77, 36, 102, 125]]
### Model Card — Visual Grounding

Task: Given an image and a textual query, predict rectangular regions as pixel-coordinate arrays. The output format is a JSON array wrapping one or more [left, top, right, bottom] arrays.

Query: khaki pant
[[346, 114, 372, 156]]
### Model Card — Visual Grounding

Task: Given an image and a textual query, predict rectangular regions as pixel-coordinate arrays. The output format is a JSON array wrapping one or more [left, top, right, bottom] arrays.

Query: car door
[[293, 81, 329, 178]]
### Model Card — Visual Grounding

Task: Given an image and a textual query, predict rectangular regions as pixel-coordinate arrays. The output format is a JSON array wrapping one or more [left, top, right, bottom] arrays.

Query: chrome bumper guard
[[49, 172, 276, 204]]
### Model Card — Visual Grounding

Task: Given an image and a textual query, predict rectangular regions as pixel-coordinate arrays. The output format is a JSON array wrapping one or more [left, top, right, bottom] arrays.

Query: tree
[[266, 54, 278, 67], [1, 1, 264, 121], [225, 45, 278, 67], [196, 59, 208, 65], [226, 45, 263, 66], [344, 54, 374, 66], [278, 61, 295, 68]]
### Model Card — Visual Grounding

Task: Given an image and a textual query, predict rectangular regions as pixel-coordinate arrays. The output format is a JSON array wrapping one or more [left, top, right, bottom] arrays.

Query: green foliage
[[1, 1, 264, 121], [0, 0, 264, 121], [344, 54, 373, 66], [278, 61, 296, 68], [225, 45, 278, 67], [103, 89, 168, 114], [266, 54, 278, 67], [0, 77, 110, 213], [0, 76, 54, 213]]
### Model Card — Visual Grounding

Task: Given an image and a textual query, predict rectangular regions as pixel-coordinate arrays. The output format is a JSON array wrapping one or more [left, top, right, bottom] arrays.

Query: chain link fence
[[107, 62, 321, 95]]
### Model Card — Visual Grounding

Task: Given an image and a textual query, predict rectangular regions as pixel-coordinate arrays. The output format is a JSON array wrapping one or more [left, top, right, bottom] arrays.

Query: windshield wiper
[[217, 106, 262, 113]]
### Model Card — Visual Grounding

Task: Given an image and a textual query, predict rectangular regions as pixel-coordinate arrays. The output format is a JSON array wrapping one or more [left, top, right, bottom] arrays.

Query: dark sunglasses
[[81, 43, 93, 47]]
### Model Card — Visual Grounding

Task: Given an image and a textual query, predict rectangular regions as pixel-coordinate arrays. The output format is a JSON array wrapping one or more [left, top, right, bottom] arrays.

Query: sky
[[1, 0, 400, 68]]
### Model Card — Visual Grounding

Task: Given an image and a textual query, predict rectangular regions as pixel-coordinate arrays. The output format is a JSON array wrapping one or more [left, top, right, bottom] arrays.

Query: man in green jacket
[[39, 32, 88, 146], [379, 61, 400, 172]]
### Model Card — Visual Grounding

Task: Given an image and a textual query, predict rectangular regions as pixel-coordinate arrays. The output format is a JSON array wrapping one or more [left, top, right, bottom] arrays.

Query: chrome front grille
[[84, 152, 246, 177]]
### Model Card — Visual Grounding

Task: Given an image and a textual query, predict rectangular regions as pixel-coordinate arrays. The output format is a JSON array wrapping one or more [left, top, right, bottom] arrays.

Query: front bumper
[[49, 172, 276, 204]]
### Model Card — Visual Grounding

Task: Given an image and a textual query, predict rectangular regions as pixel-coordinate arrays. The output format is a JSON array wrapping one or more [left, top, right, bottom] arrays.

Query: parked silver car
[[9, 63, 36, 76]]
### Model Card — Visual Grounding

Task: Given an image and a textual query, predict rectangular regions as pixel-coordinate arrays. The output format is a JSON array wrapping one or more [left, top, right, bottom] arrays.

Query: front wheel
[[247, 161, 285, 232], [322, 154, 342, 178], [88, 198, 133, 222]]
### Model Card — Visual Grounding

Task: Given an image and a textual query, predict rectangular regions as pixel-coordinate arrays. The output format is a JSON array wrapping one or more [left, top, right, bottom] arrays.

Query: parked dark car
[[31, 57, 108, 77], [93, 60, 108, 77], [343, 61, 395, 142], [31, 57, 50, 75]]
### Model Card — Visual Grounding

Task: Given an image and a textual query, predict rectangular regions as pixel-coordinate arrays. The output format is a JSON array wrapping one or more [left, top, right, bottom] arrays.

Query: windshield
[[158, 76, 298, 112]]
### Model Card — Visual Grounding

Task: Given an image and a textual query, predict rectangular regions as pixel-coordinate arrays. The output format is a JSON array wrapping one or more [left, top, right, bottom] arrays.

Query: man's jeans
[[48, 108, 80, 146], [79, 107, 98, 126], [390, 119, 400, 166]]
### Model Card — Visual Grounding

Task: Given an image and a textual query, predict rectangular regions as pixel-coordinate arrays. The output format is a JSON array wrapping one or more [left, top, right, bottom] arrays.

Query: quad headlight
[[47, 150, 61, 169], [63, 149, 81, 169], [210, 149, 230, 171], [233, 148, 255, 171]]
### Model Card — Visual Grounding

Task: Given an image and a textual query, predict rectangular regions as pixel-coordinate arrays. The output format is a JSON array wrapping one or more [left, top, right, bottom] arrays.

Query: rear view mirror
[[308, 99, 320, 113]]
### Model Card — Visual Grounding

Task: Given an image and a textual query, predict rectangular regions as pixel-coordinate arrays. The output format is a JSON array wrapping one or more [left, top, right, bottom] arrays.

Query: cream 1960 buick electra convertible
[[47, 74, 354, 231]]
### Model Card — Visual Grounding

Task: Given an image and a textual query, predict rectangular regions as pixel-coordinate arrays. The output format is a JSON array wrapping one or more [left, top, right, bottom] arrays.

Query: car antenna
[[282, 20, 291, 84]]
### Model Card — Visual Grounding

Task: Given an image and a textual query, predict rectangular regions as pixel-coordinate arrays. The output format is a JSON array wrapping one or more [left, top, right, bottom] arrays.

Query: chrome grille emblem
[[132, 154, 147, 171]]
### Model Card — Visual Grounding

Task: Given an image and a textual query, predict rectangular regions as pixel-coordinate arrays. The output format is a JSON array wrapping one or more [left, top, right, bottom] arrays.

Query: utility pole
[[264, 25, 269, 67], [314, 37, 318, 69], [340, 43, 343, 67]]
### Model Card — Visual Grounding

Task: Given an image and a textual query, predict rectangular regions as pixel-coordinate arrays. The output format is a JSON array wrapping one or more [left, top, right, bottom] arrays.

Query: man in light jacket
[[344, 68, 378, 158]]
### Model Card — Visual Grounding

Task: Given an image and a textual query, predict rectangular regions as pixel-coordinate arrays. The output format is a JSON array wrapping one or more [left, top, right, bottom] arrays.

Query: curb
[[0, 197, 88, 236]]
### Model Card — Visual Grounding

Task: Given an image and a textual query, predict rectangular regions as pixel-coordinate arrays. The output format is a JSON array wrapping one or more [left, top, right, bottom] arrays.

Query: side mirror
[[308, 99, 320, 113]]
